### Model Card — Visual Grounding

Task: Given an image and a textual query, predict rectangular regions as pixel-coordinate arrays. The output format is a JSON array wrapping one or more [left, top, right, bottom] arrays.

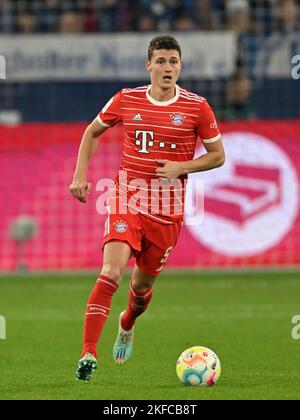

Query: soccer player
[[69, 35, 225, 381]]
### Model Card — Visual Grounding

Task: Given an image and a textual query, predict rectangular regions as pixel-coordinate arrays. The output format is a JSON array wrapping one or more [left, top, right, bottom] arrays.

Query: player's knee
[[100, 264, 123, 285]]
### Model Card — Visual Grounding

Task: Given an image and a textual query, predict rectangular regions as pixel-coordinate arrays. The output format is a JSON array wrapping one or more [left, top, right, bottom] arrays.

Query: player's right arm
[[69, 119, 108, 203], [69, 91, 122, 203]]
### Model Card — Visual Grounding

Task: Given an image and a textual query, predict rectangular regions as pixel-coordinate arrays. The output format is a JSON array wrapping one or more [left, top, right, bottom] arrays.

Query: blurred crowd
[[0, 0, 299, 34], [1, 0, 299, 121]]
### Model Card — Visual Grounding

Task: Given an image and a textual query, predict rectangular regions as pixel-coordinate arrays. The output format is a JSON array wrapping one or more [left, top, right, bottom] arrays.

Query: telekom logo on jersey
[[135, 130, 154, 154], [135, 130, 177, 153]]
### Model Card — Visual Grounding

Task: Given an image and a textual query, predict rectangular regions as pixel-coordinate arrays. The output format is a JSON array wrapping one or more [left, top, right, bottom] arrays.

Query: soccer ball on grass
[[176, 346, 221, 387]]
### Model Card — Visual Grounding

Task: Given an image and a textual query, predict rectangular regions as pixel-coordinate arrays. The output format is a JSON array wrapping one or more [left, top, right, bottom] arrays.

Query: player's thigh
[[136, 217, 181, 277], [101, 241, 131, 284], [136, 243, 172, 278], [103, 212, 143, 258], [131, 265, 157, 291]]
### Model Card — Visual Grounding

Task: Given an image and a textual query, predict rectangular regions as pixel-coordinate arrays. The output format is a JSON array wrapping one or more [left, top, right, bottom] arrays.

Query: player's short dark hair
[[148, 35, 182, 61]]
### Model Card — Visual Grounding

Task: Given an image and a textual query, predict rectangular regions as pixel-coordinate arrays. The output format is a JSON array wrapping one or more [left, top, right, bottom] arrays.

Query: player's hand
[[155, 159, 184, 181], [69, 179, 92, 203]]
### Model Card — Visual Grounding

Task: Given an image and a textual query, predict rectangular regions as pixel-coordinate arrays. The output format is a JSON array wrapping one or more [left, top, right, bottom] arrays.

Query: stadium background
[[1, 0, 300, 401], [1, 0, 300, 271]]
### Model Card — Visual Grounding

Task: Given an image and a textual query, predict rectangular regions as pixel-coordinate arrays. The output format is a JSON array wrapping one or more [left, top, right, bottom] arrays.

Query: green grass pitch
[[0, 271, 300, 400]]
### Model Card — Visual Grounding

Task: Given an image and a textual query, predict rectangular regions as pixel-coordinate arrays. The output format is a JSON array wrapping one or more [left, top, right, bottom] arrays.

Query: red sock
[[81, 275, 118, 358], [121, 280, 153, 331]]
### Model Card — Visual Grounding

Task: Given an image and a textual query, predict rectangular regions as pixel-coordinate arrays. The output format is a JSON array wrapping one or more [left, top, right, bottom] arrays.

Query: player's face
[[146, 49, 182, 90]]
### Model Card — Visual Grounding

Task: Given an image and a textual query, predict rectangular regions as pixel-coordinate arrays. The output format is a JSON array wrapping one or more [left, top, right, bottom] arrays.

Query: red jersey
[[97, 84, 221, 224]]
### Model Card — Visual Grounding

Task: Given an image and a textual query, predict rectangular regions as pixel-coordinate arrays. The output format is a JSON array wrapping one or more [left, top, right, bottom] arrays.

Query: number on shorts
[[160, 246, 173, 264]]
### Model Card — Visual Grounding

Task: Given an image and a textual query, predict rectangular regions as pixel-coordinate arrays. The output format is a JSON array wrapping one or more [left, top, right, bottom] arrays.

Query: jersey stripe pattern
[[97, 84, 221, 224]]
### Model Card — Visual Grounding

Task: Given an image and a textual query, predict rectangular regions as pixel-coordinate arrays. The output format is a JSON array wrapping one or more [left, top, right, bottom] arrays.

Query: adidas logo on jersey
[[132, 113, 142, 120]]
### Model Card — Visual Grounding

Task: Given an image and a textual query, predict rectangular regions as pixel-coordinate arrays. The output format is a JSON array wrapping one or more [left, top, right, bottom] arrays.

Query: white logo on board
[[185, 132, 299, 257]]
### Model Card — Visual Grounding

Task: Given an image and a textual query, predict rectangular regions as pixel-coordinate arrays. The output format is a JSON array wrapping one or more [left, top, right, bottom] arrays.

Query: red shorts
[[102, 213, 182, 277]]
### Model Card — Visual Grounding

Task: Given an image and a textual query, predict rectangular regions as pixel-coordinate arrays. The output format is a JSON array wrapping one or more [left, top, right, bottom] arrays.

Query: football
[[176, 346, 221, 387]]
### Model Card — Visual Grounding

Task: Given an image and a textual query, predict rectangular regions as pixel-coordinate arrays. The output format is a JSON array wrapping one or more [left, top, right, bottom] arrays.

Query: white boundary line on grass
[[1, 266, 300, 278]]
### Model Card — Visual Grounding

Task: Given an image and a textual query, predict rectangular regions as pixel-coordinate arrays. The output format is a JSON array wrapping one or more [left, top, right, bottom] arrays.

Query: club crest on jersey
[[114, 220, 128, 233], [170, 114, 184, 126]]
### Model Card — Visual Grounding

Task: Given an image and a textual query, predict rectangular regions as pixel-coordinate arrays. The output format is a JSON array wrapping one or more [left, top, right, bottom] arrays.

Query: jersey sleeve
[[96, 91, 122, 127], [197, 100, 221, 144]]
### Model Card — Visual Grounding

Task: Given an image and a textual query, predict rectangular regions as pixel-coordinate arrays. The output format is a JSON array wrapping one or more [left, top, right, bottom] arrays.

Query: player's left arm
[[180, 138, 225, 174], [155, 139, 224, 180]]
